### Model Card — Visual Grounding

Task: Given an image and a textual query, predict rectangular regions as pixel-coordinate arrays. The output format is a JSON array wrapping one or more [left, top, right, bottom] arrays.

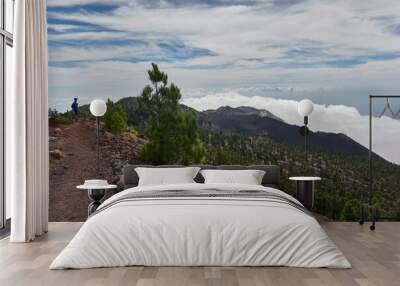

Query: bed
[[50, 165, 351, 269]]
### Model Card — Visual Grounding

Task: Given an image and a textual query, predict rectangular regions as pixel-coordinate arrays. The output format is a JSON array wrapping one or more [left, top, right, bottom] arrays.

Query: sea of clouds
[[181, 90, 400, 164]]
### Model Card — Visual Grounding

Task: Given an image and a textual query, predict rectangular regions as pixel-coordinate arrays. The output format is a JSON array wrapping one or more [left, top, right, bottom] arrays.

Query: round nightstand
[[77, 183, 117, 216], [289, 177, 321, 210]]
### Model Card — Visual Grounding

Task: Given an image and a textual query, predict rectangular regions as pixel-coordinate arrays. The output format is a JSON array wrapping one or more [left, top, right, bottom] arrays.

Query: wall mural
[[47, 1, 400, 222]]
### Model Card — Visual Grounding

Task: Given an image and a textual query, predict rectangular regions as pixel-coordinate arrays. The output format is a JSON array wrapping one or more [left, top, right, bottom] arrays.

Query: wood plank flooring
[[0, 222, 399, 286]]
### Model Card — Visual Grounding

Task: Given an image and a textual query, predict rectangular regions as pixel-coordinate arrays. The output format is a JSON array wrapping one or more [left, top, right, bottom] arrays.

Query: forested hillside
[[114, 97, 400, 220], [200, 130, 400, 220]]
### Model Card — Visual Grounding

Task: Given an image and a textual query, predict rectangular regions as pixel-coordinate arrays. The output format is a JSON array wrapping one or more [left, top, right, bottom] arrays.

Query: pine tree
[[139, 63, 203, 164]]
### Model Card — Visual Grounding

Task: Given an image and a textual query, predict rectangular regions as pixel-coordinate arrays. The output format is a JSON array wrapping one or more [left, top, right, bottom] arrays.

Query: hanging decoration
[[377, 97, 400, 119]]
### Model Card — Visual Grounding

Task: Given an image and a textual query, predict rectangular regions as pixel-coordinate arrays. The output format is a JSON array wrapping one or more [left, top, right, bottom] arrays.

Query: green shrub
[[103, 100, 128, 134], [48, 108, 74, 125]]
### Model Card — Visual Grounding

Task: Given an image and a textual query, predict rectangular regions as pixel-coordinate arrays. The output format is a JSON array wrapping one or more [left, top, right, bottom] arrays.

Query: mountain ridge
[[79, 96, 381, 161], [197, 105, 378, 159]]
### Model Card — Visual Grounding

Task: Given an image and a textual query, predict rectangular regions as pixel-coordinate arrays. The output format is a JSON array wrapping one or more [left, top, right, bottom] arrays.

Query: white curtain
[[8, 0, 49, 242]]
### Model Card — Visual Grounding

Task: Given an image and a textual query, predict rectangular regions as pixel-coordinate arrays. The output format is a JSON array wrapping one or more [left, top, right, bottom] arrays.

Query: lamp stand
[[304, 116, 308, 174], [96, 116, 100, 176]]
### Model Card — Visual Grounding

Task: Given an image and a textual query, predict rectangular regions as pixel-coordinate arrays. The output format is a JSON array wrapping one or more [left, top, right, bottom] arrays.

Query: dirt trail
[[49, 119, 146, 221], [49, 119, 107, 221]]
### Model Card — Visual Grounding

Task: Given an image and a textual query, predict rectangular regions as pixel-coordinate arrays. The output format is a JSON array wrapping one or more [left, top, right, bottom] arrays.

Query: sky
[[47, 0, 400, 163]]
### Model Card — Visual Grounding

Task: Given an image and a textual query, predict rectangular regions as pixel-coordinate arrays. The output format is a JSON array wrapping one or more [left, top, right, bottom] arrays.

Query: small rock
[[50, 149, 63, 160], [53, 128, 62, 135]]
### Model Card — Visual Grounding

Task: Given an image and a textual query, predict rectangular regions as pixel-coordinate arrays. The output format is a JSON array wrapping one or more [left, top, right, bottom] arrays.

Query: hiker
[[71, 98, 79, 120]]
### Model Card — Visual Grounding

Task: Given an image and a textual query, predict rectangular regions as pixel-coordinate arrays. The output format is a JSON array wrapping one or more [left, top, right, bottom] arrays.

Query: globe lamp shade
[[90, 99, 107, 117], [298, 99, 314, 117]]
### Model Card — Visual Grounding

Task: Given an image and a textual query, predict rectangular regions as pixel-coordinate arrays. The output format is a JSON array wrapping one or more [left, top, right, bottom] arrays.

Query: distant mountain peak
[[208, 106, 284, 122], [198, 105, 383, 160]]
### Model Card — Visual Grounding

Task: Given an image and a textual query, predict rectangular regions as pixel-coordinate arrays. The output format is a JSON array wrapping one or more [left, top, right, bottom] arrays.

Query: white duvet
[[50, 183, 351, 269]]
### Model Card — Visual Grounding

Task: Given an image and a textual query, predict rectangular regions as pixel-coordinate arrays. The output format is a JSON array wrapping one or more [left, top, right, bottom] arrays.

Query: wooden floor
[[0, 222, 399, 286]]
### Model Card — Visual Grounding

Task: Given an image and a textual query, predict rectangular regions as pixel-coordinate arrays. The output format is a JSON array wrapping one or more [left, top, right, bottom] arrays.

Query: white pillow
[[200, 169, 266, 185], [135, 167, 200, 186]]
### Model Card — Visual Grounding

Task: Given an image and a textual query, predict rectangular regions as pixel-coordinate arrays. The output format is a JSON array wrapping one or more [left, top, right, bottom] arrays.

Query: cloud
[[47, 0, 400, 162], [181, 91, 400, 164], [47, 0, 400, 114], [47, 0, 400, 67], [48, 61, 151, 111], [47, 3, 120, 14], [47, 0, 128, 6]]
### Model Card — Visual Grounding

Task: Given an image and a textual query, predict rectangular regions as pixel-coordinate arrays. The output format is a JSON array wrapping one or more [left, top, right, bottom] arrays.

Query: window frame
[[0, 0, 13, 230]]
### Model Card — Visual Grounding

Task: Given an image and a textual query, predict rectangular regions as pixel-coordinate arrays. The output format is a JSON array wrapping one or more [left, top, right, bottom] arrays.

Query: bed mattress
[[50, 183, 350, 269]]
